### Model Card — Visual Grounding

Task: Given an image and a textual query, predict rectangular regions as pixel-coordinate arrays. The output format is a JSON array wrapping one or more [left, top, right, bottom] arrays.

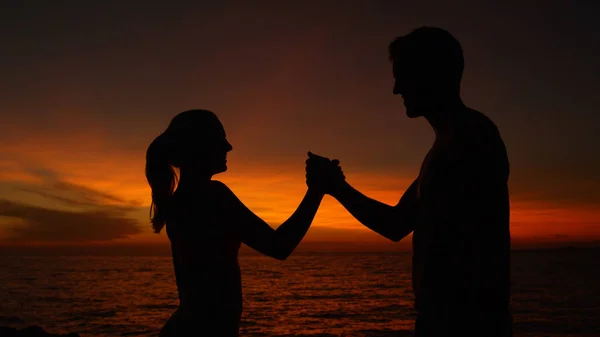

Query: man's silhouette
[[307, 27, 512, 336]]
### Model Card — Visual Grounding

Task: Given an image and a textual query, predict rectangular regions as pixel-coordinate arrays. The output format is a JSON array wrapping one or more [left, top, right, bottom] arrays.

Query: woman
[[145, 109, 339, 336]]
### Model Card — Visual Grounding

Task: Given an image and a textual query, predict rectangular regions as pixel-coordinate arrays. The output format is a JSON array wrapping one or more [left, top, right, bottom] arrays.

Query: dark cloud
[[11, 165, 143, 212], [0, 198, 142, 242], [15, 186, 137, 212], [25, 167, 59, 181], [53, 181, 142, 207], [0, 166, 145, 242]]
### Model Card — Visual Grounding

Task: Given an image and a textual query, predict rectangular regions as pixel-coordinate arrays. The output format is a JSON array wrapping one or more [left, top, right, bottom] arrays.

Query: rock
[[0, 326, 18, 337]]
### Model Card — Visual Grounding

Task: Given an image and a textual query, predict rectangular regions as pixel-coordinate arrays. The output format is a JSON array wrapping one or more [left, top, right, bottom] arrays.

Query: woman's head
[[145, 109, 232, 233]]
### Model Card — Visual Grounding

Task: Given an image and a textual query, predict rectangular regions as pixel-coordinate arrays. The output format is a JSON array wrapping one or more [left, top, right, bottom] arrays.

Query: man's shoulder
[[450, 109, 509, 170], [463, 108, 499, 133], [456, 109, 505, 147]]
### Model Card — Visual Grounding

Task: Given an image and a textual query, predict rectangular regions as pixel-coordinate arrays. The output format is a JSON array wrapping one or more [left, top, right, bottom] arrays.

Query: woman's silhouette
[[145, 110, 330, 336]]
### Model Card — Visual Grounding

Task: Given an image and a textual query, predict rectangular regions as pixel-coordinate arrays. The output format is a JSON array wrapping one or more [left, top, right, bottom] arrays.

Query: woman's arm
[[211, 180, 323, 260]]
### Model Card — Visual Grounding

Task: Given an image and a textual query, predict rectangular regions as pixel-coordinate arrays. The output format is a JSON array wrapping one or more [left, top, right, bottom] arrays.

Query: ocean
[[1, 250, 599, 336]]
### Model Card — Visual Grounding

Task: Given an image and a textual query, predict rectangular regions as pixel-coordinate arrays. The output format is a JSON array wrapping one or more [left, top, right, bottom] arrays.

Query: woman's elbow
[[389, 234, 402, 243], [271, 247, 291, 261], [273, 253, 289, 261], [269, 238, 295, 260], [387, 231, 405, 242]]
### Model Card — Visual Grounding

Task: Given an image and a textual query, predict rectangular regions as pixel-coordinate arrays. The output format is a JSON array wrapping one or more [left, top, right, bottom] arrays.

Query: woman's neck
[[178, 167, 213, 189]]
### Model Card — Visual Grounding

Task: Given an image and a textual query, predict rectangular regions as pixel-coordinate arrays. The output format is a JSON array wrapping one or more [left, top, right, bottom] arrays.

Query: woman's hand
[[305, 151, 345, 195]]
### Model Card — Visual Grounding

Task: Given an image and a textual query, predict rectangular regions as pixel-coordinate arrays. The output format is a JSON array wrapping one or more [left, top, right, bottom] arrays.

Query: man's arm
[[329, 178, 420, 242]]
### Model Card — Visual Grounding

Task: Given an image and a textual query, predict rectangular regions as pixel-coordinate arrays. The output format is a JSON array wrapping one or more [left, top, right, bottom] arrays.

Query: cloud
[[15, 186, 137, 213], [0, 165, 145, 243], [8, 165, 143, 212], [0, 198, 142, 242], [53, 180, 142, 206]]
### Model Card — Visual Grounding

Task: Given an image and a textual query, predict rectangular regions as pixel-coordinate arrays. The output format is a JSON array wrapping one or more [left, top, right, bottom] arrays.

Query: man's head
[[389, 27, 464, 118]]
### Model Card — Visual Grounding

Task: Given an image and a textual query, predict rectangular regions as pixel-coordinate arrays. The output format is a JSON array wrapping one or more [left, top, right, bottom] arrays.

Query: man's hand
[[305, 151, 345, 194]]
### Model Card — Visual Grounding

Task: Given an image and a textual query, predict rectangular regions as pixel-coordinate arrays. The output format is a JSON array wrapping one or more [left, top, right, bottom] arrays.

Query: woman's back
[[164, 183, 242, 333]]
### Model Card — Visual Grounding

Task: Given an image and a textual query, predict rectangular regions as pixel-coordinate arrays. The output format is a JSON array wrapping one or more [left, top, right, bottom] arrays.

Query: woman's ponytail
[[145, 132, 177, 233]]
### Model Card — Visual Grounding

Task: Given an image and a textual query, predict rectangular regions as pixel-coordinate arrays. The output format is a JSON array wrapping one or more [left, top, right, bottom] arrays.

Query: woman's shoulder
[[207, 180, 234, 196], [205, 180, 244, 207], [172, 180, 241, 215]]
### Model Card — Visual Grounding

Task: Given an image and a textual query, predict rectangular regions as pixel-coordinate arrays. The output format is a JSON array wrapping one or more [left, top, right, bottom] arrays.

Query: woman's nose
[[393, 80, 402, 95], [226, 141, 233, 152]]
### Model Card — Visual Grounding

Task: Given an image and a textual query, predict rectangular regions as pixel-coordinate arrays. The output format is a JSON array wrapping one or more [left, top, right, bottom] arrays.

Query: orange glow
[[1, 0, 599, 254], [1, 130, 598, 249]]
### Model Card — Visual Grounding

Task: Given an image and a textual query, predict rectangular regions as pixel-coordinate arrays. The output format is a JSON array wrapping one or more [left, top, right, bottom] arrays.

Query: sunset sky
[[1, 1, 599, 251]]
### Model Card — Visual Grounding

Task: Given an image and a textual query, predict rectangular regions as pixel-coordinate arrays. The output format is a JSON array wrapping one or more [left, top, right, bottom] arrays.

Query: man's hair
[[389, 27, 464, 86]]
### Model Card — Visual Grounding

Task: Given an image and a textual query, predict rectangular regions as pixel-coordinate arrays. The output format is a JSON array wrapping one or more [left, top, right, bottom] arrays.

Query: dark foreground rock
[[0, 325, 80, 337]]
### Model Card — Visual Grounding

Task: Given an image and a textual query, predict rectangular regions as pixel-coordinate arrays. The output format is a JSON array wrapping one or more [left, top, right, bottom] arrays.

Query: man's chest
[[416, 141, 458, 202]]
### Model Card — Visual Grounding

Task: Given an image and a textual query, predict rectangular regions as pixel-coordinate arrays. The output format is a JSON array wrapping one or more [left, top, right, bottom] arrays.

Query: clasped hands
[[305, 151, 345, 195]]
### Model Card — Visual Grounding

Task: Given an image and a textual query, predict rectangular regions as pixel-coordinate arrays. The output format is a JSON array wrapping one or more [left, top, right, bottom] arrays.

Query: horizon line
[[1, 240, 599, 256]]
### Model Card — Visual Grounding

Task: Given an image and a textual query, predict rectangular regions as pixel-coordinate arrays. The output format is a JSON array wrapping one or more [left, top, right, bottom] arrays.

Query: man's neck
[[424, 95, 466, 137]]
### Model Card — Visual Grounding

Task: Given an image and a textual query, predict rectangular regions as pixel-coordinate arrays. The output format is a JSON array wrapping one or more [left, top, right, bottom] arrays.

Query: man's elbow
[[387, 227, 413, 243], [370, 215, 413, 242], [368, 227, 404, 242]]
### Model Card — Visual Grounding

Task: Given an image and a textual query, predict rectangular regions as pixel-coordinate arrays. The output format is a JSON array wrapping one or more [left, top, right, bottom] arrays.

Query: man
[[307, 27, 512, 336]]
